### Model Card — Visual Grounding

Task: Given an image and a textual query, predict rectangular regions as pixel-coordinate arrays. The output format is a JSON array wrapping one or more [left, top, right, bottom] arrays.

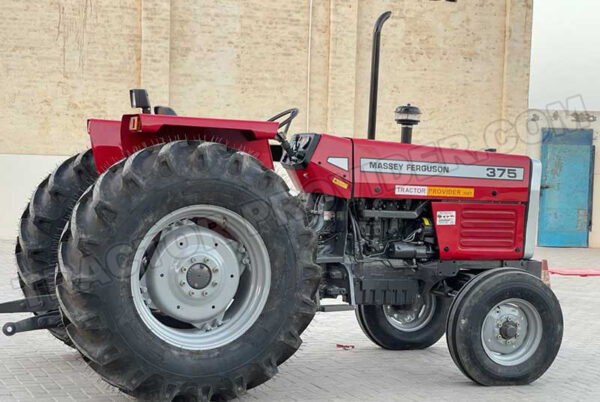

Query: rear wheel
[[15, 149, 97, 344], [446, 269, 563, 385], [356, 292, 450, 350], [57, 141, 320, 400]]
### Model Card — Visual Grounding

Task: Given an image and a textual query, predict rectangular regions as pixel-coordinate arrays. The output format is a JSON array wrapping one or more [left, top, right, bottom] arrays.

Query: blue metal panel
[[538, 128, 593, 247]]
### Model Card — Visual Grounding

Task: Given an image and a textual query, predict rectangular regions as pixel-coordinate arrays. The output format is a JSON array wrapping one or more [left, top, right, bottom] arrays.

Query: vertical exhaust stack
[[367, 11, 392, 141]]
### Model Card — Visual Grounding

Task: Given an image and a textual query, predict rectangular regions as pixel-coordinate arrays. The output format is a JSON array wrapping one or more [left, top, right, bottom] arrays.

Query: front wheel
[[57, 141, 321, 400], [356, 293, 451, 350], [446, 269, 563, 385]]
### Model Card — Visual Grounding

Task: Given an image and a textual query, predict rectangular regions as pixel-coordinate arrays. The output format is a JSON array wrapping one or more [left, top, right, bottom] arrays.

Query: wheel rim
[[481, 298, 543, 366], [131, 205, 271, 350], [383, 293, 437, 332]]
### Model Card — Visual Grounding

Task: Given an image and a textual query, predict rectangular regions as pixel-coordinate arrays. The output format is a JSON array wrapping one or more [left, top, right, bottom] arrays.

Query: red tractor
[[2, 6, 562, 401]]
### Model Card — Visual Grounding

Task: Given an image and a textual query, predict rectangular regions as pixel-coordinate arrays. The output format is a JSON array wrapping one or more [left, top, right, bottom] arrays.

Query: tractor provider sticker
[[436, 211, 456, 226], [360, 158, 524, 181], [395, 185, 474, 198]]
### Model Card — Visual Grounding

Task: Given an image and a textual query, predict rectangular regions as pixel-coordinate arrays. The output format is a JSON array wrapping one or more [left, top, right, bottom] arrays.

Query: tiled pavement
[[0, 238, 598, 401]]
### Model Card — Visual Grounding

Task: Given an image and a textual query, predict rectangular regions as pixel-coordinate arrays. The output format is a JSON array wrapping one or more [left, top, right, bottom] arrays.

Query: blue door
[[538, 128, 594, 247]]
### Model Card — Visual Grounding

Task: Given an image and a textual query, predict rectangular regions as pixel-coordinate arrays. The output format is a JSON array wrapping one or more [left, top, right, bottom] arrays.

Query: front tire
[[446, 269, 563, 385], [57, 141, 320, 400], [356, 293, 450, 350]]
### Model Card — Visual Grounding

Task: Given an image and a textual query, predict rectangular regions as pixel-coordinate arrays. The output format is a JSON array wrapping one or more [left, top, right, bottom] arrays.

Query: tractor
[[1, 4, 562, 401]]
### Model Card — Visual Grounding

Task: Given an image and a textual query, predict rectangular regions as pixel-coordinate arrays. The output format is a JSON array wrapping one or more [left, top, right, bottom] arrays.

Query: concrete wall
[[527, 109, 600, 248], [0, 0, 533, 155]]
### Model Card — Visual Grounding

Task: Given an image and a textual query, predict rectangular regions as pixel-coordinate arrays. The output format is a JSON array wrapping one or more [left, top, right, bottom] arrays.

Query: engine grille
[[432, 202, 526, 260]]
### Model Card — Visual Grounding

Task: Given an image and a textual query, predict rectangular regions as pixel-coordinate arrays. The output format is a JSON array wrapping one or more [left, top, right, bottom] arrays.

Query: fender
[[87, 114, 279, 173]]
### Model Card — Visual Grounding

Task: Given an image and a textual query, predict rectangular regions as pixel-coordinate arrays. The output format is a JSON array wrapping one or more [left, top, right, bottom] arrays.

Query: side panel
[[353, 138, 531, 202], [284, 134, 353, 198], [432, 202, 525, 260]]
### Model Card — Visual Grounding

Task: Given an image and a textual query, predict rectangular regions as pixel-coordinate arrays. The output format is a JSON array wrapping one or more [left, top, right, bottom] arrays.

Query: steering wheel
[[267, 108, 299, 137]]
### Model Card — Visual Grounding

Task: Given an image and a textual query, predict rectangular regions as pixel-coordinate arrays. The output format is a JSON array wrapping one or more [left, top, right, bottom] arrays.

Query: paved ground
[[0, 238, 598, 401]]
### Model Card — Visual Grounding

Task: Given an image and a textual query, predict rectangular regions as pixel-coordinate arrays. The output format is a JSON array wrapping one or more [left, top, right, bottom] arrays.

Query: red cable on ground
[[549, 268, 600, 277]]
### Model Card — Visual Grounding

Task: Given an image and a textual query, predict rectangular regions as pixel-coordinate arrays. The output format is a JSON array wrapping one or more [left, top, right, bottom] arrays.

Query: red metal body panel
[[87, 119, 125, 171], [432, 202, 525, 260], [88, 114, 278, 173], [134, 114, 278, 139], [286, 135, 353, 198], [352, 138, 531, 202]]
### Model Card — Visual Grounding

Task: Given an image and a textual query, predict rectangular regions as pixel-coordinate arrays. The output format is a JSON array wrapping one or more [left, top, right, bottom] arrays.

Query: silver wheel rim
[[131, 205, 271, 350], [481, 298, 543, 366], [383, 293, 437, 332]]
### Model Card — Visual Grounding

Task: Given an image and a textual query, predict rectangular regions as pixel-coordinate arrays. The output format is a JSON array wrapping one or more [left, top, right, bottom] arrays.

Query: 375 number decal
[[485, 167, 518, 179]]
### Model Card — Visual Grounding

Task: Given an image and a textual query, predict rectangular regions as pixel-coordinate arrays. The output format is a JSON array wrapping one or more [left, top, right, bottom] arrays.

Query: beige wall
[[0, 0, 533, 156]]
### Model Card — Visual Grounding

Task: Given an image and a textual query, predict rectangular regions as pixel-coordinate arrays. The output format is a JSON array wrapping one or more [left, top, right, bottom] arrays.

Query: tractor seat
[[154, 106, 177, 116]]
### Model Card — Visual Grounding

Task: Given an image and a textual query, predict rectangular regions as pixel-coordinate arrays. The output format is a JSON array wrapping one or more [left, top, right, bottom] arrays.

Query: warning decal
[[395, 185, 474, 198], [332, 177, 349, 189], [436, 211, 456, 226]]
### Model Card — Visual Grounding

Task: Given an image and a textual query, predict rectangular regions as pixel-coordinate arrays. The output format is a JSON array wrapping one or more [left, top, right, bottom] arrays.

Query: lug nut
[[211, 281, 218, 287], [180, 281, 185, 287], [181, 267, 187, 273], [212, 268, 219, 274], [191, 257, 196, 263], [188, 290, 195, 296], [203, 258, 210, 263], [201, 291, 209, 296]]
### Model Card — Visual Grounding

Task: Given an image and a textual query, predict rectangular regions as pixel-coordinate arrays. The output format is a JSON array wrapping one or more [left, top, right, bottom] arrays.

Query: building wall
[[0, 0, 533, 239], [0, 0, 533, 155]]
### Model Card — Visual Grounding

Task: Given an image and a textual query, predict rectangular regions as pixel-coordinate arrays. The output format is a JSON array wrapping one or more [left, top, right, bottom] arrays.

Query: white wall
[[0, 154, 69, 240]]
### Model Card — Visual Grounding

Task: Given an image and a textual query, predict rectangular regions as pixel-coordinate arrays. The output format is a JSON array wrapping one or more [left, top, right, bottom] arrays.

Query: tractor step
[[0, 294, 59, 314], [318, 304, 356, 312], [2, 312, 62, 336]]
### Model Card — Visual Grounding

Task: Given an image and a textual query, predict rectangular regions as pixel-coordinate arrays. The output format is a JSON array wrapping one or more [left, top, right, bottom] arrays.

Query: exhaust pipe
[[367, 11, 392, 140]]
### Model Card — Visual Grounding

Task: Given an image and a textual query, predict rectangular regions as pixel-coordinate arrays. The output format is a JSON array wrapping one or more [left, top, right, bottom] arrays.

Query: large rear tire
[[15, 149, 97, 344], [57, 141, 320, 400], [446, 269, 563, 385]]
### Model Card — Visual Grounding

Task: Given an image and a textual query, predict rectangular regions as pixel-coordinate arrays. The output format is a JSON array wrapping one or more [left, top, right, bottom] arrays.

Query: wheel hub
[[499, 321, 518, 340], [481, 298, 543, 366], [132, 205, 272, 350], [144, 223, 241, 325], [383, 293, 437, 332], [186, 263, 212, 290]]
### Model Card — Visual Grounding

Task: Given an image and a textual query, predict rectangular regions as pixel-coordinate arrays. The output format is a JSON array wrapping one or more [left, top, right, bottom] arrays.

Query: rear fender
[[88, 114, 279, 173]]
